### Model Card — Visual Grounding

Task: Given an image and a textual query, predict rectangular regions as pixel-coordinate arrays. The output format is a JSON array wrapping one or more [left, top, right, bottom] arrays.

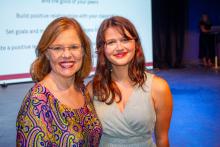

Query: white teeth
[[60, 62, 74, 68]]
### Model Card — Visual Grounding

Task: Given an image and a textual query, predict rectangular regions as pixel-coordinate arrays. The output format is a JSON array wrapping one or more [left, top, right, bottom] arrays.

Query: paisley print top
[[16, 83, 102, 147]]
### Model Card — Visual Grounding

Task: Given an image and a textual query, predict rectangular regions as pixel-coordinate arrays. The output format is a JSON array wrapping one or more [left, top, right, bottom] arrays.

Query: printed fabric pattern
[[16, 83, 102, 147]]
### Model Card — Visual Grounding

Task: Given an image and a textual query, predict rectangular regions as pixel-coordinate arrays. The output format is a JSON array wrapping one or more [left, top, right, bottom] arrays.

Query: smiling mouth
[[114, 52, 128, 58], [59, 61, 75, 68]]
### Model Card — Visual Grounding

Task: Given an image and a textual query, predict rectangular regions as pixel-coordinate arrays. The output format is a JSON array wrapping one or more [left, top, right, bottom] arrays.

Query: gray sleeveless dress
[[93, 73, 156, 147]]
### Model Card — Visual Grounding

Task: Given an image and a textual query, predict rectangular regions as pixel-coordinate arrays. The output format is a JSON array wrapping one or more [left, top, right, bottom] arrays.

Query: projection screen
[[0, 0, 152, 84]]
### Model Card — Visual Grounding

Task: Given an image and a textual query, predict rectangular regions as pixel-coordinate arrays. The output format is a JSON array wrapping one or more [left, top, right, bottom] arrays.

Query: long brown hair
[[30, 17, 91, 88], [93, 16, 147, 104]]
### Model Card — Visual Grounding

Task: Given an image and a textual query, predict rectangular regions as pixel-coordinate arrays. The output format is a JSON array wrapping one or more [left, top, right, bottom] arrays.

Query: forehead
[[104, 27, 132, 40], [53, 28, 80, 44]]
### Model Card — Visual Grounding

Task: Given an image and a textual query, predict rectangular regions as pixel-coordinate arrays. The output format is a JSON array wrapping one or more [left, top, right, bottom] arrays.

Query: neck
[[45, 71, 75, 91], [111, 65, 131, 83]]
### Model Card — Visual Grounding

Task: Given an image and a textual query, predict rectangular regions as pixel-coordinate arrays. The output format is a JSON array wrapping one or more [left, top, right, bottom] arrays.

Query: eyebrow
[[50, 43, 81, 46]]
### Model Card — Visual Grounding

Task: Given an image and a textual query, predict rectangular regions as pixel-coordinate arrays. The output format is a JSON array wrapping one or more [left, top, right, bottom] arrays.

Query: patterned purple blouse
[[16, 83, 102, 147]]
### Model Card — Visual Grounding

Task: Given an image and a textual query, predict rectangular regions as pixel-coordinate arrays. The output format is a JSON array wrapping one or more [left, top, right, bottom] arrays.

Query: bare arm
[[152, 76, 173, 147]]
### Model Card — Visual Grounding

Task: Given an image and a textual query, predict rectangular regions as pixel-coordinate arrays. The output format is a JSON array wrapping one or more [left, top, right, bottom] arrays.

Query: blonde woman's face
[[46, 28, 84, 79]]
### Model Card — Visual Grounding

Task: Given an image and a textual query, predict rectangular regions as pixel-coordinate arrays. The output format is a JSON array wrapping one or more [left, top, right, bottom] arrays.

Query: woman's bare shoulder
[[151, 75, 172, 110]]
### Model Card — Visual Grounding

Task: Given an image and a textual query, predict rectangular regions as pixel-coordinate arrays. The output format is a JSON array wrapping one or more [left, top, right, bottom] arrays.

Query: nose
[[115, 42, 124, 53], [61, 47, 72, 58], [115, 40, 124, 49]]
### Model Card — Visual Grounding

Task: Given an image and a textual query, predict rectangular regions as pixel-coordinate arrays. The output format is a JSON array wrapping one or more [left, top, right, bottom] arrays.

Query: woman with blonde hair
[[16, 17, 102, 147]]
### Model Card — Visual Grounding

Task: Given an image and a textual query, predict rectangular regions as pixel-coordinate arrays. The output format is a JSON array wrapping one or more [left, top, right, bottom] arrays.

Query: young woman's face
[[104, 27, 135, 67], [46, 28, 84, 79]]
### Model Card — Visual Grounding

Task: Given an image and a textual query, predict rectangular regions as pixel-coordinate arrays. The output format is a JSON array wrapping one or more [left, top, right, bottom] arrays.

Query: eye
[[69, 45, 80, 50], [51, 46, 63, 51], [120, 38, 130, 43], [106, 40, 117, 46]]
